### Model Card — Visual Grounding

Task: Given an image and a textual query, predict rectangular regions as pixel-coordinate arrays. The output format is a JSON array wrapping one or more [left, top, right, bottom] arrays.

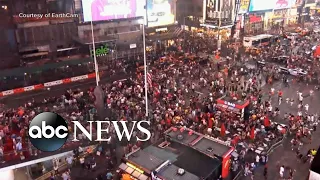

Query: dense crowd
[[0, 26, 319, 180]]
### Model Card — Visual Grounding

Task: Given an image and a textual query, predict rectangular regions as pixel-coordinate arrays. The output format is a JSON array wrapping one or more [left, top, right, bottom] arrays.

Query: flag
[[220, 123, 226, 137], [264, 116, 271, 127], [147, 72, 152, 88], [250, 127, 255, 140]]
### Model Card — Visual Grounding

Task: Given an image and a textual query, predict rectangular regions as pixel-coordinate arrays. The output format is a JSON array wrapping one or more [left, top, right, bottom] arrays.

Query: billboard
[[305, 0, 316, 4], [147, 0, 175, 27], [82, 0, 146, 22], [249, 0, 296, 11], [239, 0, 250, 14], [205, 0, 233, 26]]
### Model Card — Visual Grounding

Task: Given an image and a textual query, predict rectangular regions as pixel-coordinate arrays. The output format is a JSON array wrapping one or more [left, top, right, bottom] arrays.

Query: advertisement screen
[[147, 0, 175, 27], [205, 0, 233, 26], [249, 0, 296, 11], [239, 0, 250, 14], [82, 0, 146, 22]]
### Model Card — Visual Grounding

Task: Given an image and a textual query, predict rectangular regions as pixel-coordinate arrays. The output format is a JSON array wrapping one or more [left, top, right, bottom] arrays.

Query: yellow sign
[[126, 163, 144, 174], [239, 0, 250, 13]]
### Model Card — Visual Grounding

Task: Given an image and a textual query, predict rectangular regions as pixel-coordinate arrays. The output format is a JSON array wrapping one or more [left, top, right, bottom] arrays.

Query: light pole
[[90, 17, 100, 86], [139, 19, 149, 117], [183, 16, 187, 41], [217, 12, 222, 49]]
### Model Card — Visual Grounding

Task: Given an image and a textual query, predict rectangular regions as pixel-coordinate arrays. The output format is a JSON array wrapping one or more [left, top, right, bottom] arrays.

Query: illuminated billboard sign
[[90, 44, 110, 57], [249, 0, 296, 11], [205, 0, 233, 26], [147, 0, 175, 27], [82, 0, 146, 22], [239, 0, 250, 14]]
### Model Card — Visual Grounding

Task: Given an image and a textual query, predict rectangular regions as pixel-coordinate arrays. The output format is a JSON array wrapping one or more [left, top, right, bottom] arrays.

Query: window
[[252, 40, 260, 46], [260, 38, 270, 44]]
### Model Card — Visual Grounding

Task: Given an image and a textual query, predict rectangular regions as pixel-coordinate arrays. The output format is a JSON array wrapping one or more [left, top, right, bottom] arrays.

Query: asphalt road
[[241, 80, 320, 180]]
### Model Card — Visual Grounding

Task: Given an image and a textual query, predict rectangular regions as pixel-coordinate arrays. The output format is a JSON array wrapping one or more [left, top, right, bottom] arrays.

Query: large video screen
[[82, 0, 146, 22], [249, 0, 296, 12], [147, 0, 175, 27]]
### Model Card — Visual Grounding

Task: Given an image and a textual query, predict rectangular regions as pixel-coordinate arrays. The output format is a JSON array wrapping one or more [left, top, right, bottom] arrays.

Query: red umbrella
[[250, 127, 255, 140], [180, 127, 185, 133], [264, 116, 271, 127], [188, 130, 193, 136], [220, 123, 226, 137]]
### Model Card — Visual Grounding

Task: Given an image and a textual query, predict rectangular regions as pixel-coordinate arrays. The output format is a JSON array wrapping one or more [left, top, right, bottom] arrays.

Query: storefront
[[145, 25, 180, 52], [287, 8, 298, 25], [204, 27, 231, 41], [244, 14, 264, 34], [305, 1, 317, 21], [273, 9, 288, 26]]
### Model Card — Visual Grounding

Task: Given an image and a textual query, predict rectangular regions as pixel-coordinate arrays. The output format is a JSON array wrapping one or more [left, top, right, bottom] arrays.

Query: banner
[[239, 0, 250, 14], [305, 0, 316, 4], [249, 0, 296, 11], [82, 0, 146, 22], [205, 0, 233, 26], [147, 0, 175, 27]]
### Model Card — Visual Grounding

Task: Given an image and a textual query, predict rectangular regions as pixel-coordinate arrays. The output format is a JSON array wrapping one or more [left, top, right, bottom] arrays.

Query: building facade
[[235, 0, 317, 36]]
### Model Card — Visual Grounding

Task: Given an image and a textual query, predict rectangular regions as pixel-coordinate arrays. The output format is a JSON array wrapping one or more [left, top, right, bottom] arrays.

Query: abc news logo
[[29, 112, 151, 152]]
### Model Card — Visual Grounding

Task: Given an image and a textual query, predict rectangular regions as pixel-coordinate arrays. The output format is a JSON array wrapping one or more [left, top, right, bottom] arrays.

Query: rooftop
[[168, 141, 221, 178], [127, 149, 165, 173], [193, 137, 230, 157], [165, 128, 200, 145], [158, 164, 200, 180], [164, 127, 232, 158], [125, 127, 233, 179], [126, 141, 220, 180]]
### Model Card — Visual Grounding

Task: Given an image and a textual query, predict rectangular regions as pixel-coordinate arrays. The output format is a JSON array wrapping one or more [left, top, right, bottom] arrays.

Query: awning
[[200, 24, 233, 29]]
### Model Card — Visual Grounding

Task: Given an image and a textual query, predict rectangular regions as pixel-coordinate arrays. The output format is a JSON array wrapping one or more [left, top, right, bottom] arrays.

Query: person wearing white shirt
[[66, 156, 73, 169], [271, 88, 275, 94], [255, 155, 260, 166], [305, 104, 309, 111], [279, 165, 285, 178], [61, 172, 70, 180], [16, 141, 22, 152]]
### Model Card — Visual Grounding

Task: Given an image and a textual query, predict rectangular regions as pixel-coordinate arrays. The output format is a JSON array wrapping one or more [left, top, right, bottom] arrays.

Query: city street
[[241, 80, 320, 180], [1, 62, 319, 180]]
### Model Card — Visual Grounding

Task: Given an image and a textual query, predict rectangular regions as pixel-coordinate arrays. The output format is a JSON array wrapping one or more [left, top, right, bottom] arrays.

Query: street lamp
[[90, 15, 100, 86], [217, 12, 222, 49], [139, 18, 149, 117]]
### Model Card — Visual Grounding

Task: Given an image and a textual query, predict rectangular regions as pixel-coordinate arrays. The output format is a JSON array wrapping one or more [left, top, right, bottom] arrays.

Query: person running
[[263, 164, 268, 180], [279, 165, 285, 179], [305, 104, 309, 112], [288, 167, 295, 180], [290, 98, 294, 106]]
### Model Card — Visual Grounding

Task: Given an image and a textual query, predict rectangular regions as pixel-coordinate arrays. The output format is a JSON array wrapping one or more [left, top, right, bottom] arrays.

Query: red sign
[[249, 15, 262, 23], [221, 148, 234, 178]]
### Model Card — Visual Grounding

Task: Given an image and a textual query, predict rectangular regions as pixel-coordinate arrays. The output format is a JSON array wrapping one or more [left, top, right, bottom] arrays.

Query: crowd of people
[[0, 25, 319, 180]]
